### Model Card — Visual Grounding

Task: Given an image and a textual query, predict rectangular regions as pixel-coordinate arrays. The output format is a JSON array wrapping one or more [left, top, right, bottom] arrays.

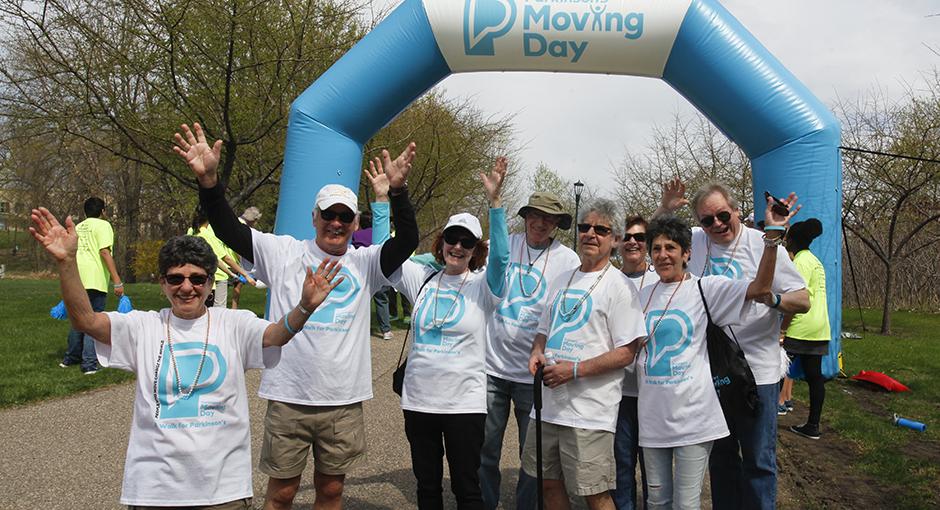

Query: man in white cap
[[174, 122, 419, 510], [480, 192, 580, 510]]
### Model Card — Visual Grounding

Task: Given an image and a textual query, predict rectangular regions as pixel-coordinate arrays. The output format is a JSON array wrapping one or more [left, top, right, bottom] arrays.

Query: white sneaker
[[383, 331, 393, 341], [83, 369, 98, 375]]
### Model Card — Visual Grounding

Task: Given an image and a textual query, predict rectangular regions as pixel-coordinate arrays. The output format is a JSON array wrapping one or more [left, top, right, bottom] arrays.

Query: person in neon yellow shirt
[[187, 207, 255, 308], [60, 197, 124, 374], [779, 219, 831, 440]]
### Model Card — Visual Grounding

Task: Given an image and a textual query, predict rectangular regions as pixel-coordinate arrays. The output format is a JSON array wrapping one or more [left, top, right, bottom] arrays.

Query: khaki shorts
[[259, 400, 366, 478], [521, 420, 616, 496], [128, 497, 251, 510]]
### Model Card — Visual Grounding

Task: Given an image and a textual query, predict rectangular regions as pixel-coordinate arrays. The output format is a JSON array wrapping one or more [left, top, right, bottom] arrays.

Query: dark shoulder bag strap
[[395, 270, 440, 368]]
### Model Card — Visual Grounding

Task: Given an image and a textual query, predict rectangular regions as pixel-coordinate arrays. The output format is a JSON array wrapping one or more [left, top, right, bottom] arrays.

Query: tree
[[838, 79, 940, 334]]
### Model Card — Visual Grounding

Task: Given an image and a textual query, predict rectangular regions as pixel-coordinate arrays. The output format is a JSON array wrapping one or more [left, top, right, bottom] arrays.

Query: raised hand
[[661, 177, 689, 212], [29, 208, 77, 263], [764, 192, 801, 228], [481, 156, 507, 207], [301, 258, 345, 312], [364, 155, 390, 202], [173, 122, 223, 188], [383, 142, 417, 189]]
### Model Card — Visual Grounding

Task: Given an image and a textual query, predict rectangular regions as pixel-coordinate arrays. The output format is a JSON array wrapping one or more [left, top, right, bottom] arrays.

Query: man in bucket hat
[[479, 192, 580, 510]]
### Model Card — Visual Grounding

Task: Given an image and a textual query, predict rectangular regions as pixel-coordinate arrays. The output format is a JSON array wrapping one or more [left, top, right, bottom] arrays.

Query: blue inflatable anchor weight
[[893, 413, 927, 432]]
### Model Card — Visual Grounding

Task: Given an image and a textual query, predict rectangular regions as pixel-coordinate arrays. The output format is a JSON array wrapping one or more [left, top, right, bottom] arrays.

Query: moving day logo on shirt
[[497, 262, 547, 324], [644, 310, 693, 379], [415, 289, 467, 347], [308, 267, 360, 324], [546, 289, 592, 354], [156, 342, 227, 421]]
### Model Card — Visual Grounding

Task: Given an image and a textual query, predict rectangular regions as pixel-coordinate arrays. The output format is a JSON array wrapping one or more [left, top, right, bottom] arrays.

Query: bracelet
[[573, 361, 579, 380], [283, 314, 299, 335], [762, 234, 785, 248], [763, 225, 786, 232], [298, 304, 312, 315], [769, 293, 781, 308], [113, 282, 123, 288], [388, 184, 408, 196]]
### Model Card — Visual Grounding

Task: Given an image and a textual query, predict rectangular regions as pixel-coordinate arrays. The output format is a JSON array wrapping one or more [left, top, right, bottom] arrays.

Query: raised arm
[[746, 193, 801, 301], [651, 177, 689, 219], [482, 157, 509, 296], [30, 208, 112, 344], [173, 123, 253, 261], [379, 142, 420, 278], [263, 259, 344, 347], [364, 153, 391, 244]]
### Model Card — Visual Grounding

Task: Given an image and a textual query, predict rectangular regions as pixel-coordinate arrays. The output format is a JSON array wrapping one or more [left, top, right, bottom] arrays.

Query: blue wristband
[[769, 293, 781, 308], [573, 361, 579, 380], [764, 225, 786, 231], [283, 314, 299, 335]]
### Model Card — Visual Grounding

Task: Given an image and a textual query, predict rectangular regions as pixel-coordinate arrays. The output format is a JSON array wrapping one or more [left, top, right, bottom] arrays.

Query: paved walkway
[[0, 331, 526, 509]]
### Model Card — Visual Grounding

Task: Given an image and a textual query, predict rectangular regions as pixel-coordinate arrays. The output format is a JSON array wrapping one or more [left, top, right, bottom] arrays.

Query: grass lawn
[[802, 308, 940, 509]]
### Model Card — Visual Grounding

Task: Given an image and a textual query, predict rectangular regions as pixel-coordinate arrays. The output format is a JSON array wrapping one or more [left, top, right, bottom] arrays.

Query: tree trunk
[[880, 261, 893, 335], [118, 161, 143, 283]]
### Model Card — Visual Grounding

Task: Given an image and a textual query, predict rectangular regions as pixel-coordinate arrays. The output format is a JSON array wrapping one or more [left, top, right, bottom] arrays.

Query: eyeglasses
[[164, 273, 210, 286], [443, 230, 479, 249], [319, 208, 356, 224], [699, 210, 733, 227], [577, 223, 613, 237], [622, 232, 647, 243]]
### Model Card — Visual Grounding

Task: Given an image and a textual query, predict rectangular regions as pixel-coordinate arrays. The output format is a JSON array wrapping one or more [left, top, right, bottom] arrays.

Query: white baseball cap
[[315, 184, 358, 214], [443, 212, 483, 239]]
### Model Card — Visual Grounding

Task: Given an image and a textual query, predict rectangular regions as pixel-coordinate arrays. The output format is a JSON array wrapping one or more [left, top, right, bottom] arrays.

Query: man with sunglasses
[[654, 178, 809, 510], [480, 192, 579, 510], [174, 123, 419, 510]]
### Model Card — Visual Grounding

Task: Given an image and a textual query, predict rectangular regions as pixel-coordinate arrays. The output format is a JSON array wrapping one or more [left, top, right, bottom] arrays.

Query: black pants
[[797, 353, 826, 426], [404, 410, 486, 510]]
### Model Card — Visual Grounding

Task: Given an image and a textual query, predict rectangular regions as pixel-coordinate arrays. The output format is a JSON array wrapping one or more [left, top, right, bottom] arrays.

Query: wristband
[[763, 225, 786, 232], [573, 361, 579, 380], [113, 282, 123, 288], [283, 314, 299, 335], [298, 304, 312, 315], [769, 293, 781, 308]]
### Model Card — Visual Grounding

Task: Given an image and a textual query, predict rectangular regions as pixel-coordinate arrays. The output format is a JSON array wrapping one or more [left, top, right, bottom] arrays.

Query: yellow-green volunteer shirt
[[76, 217, 114, 292], [786, 250, 831, 341], [187, 224, 229, 289]]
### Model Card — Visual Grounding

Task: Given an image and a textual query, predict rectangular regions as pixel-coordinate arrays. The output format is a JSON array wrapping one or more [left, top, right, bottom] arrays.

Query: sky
[[371, 0, 940, 195]]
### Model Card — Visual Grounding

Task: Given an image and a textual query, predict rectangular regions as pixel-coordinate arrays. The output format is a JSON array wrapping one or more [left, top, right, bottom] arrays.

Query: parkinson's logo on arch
[[644, 309, 693, 379], [464, 0, 517, 56]]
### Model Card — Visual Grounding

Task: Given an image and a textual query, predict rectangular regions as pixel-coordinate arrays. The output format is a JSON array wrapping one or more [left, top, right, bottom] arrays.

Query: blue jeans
[[644, 442, 712, 510], [63, 289, 107, 372], [373, 286, 391, 333], [709, 383, 779, 510], [612, 396, 647, 510], [479, 375, 537, 510]]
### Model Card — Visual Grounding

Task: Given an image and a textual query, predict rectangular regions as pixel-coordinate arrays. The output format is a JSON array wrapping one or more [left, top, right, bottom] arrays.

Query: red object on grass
[[850, 370, 910, 392]]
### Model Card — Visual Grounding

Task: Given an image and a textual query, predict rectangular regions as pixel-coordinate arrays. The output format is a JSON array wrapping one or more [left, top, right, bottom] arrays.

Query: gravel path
[[0, 331, 524, 509]]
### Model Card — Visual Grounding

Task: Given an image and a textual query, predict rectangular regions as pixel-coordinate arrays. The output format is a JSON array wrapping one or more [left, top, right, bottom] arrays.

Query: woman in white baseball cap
[[389, 157, 511, 509]]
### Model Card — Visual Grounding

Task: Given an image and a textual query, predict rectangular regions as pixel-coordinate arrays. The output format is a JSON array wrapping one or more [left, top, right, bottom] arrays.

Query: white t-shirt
[[689, 226, 806, 385], [251, 231, 390, 405], [531, 266, 646, 433], [96, 308, 274, 507], [622, 266, 660, 397], [395, 263, 501, 413], [637, 275, 750, 448], [486, 234, 580, 383]]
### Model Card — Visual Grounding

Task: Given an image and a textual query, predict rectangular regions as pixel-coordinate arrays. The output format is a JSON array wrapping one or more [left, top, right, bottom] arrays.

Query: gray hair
[[578, 198, 622, 238], [690, 182, 739, 218]]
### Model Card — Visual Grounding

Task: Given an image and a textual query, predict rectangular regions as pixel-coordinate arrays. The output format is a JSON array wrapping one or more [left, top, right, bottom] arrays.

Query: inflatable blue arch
[[275, 0, 843, 377]]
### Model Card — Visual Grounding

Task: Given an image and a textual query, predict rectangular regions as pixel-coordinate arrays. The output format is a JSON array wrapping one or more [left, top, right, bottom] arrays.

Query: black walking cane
[[534, 364, 544, 510]]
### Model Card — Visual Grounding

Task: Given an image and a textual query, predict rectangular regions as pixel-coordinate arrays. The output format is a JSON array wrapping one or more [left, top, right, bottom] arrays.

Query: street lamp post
[[573, 180, 584, 253]]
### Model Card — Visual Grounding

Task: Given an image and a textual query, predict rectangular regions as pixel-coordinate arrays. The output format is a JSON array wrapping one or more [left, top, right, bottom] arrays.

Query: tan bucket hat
[[517, 192, 573, 230]]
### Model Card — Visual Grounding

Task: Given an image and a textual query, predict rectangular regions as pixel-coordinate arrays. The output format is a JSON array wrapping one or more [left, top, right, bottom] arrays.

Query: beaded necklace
[[518, 238, 551, 297], [431, 270, 469, 329], [703, 225, 743, 277], [153, 309, 210, 418], [557, 262, 611, 320]]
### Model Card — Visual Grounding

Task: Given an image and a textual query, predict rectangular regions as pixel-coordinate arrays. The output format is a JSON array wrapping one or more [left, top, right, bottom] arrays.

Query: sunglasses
[[319, 208, 356, 224], [577, 223, 613, 237], [443, 230, 479, 249], [164, 273, 210, 286], [699, 210, 733, 227], [622, 232, 647, 243]]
